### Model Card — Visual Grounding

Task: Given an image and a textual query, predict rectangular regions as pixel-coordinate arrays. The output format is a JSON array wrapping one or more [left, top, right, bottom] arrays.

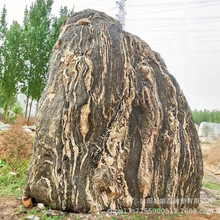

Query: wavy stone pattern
[[24, 9, 203, 212]]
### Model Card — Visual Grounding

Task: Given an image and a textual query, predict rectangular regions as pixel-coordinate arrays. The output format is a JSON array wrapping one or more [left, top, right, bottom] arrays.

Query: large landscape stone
[[24, 9, 203, 212], [198, 122, 220, 143], [198, 122, 220, 138]]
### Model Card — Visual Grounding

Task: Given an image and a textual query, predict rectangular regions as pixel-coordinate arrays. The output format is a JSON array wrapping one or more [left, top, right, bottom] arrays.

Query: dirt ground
[[0, 195, 219, 220], [0, 196, 23, 220], [0, 119, 220, 219], [0, 116, 34, 159]]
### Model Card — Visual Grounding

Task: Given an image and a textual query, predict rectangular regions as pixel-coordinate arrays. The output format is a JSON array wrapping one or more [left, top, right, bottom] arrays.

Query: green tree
[[0, 5, 8, 110], [51, 6, 73, 45], [192, 109, 220, 125], [0, 19, 24, 116], [21, 1, 73, 121], [0, 5, 7, 40], [0, 2, 73, 121], [21, 0, 54, 119]]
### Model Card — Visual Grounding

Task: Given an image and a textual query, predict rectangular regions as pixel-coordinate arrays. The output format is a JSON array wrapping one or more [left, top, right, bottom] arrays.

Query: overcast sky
[[0, 0, 219, 111]]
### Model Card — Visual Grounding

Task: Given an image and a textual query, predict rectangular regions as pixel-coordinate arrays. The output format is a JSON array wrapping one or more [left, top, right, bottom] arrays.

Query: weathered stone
[[7, 109, 15, 117], [29, 125, 36, 131], [69, 213, 88, 219], [22, 196, 33, 208], [45, 210, 66, 217], [24, 9, 203, 212], [198, 122, 220, 142], [26, 215, 40, 220], [22, 125, 33, 133], [195, 124, 199, 133], [37, 203, 45, 210], [0, 122, 10, 131]]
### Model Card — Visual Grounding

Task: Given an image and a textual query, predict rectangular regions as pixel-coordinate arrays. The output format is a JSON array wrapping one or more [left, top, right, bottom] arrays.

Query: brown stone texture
[[24, 9, 203, 212]]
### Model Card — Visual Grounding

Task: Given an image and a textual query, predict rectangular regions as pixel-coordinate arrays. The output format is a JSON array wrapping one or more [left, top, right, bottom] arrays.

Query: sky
[[0, 0, 220, 111]]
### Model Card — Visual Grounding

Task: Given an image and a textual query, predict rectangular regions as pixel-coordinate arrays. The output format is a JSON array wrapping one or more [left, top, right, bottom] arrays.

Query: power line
[[195, 40, 220, 43], [127, 0, 220, 7], [192, 35, 220, 39], [163, 50, 220, 54], [128, 29, 220, 32], [127, 16, 220, 21], [127, 3, 220, 15]]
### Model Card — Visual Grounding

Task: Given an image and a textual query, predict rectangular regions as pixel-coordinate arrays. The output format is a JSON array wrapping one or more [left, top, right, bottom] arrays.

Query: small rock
[[69, 213, 85, 218], [9, 171, 16, 175], [17, 196, 22, 201], [0, 108, 4, 114], [22, 196, 34, 208], [37, 203, 45, 210], [22, 125, 36, 132], [106, 212, 110, 218], [25, 128, 32, 133], [45, 210, 66, 217], [45, 210, 56, 216], [206, 209, 214, 216], [26, 215, 40, 220], [22, 125, 32, 133], [8, 110, 15, 117], [29, 125, 36, 131], [0, 122, 11, 130]]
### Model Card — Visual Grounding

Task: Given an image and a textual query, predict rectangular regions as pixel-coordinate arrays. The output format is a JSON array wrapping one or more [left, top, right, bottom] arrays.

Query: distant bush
[[192, 110, 220, 125], [11, 101, 23, 115], [0, 94, 6, 108]]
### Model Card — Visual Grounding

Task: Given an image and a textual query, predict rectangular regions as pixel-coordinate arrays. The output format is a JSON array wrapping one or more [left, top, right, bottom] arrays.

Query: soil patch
[[0, 118, 33, 160], [0, 196, 23, 220]]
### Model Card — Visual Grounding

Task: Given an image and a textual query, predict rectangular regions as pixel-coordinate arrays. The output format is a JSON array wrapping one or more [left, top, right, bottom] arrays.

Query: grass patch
[[202, 182, 220, 191], [134, 214, 148, 219], [28, 209, 65, 220], [40, 216, 65, 220], [0, 157, 29, 196], [0, 131, 7, 136]]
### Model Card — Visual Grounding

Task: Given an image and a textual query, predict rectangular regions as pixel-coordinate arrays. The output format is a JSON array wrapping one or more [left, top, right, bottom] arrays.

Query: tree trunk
[[24, 9, 203, 213], [3, 101, 9, 118], [3, 94, 12, 118], [25, 95, 29, 118], [27, 99, 33, 125]]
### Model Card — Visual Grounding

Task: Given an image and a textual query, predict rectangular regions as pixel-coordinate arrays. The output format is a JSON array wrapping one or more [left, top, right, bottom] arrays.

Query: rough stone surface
[[26, 216, 40, 220], [0, 122, 11, 131], [22, 125, 32, 133], [37, 203, 46, 210], [198, 122, 220, 142], [22, 196, 33, 208], [7, 110, 15, 117], [45, 210, 66, 217], [24, 9, 203, 212], [195, 124, 199, 133]]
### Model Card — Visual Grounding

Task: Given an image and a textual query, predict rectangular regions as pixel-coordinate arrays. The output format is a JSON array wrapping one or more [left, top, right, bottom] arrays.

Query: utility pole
[[116, 0, 126, 30]]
